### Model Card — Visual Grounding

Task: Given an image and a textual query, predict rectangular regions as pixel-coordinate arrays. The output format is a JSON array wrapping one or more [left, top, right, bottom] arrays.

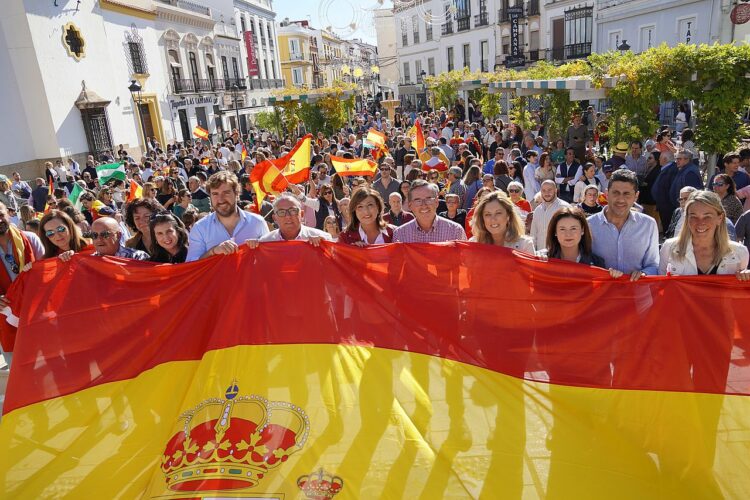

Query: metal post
[[232, 84, 241, 137], [128, 80, 146, 154]]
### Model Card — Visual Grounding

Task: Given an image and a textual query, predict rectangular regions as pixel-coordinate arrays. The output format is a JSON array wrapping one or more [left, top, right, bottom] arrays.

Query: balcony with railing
[[498, 8, 510, 23], [441, 22, 454, 35], [157, 0, 211, 17], [474, 12, 489, 27], [565, 42, 592, 59], [248, 78, 285, 90], [457, 16, 470, 32], [527, 0, 540, 15], [287, 52, 308, 62], [172, 78, 230, 94]]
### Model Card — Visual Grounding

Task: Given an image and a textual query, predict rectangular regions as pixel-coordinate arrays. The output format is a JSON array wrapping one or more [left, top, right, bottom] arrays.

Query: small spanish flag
[[407, 121, 426, 153], [239, 143, 248, 162], [249, 160, 289, 210], [43, 177, 54, 214], [127, 179, 143, 202], [330, 156, 378, 177], [193, 126, 209, 140], [365, 128, 386, 149], [200, 157, 210, 166]]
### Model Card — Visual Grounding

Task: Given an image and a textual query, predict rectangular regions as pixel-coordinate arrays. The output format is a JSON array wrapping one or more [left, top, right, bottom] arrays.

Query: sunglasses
[[508, 189, 521, 193], [89, 230, 115, 240], [4, 254, 18, 275], [44, 225, 67, 238]]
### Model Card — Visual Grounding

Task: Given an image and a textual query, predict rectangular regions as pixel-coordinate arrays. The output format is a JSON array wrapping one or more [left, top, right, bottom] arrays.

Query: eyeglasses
[[89, 230, 115, 240], [508, 189, 521, 194], [44, 225, 67, 238], [714, 182, 726, 187], [275, 207, 301, 217], [410, 196, 436, 207]]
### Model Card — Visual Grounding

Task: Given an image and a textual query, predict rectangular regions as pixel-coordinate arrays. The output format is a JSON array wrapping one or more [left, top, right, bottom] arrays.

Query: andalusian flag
[[272, 134, 311, 184], [193, 125, 209, 140], [95, 162, 126, 185], [2, 245, 750, 498], [249, 160, 289, 209], [127, 179, 143, 202], [68, 183, 84, 210], [330, 156, 378, 177], [406, 121, 426, 153]]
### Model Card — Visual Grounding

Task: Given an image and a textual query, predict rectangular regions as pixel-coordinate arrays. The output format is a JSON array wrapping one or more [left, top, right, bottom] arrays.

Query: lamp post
[[617, 40, 631, 54], [128, 80, 146, 153], [231, 83, 241, 136]]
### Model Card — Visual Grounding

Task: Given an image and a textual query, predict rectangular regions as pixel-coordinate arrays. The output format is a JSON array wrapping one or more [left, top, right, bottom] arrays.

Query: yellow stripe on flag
[[193, 126, 209, 140], [2, 344, 748, 499], [330, 156, 378, 177], [366, 128, 386, 148]]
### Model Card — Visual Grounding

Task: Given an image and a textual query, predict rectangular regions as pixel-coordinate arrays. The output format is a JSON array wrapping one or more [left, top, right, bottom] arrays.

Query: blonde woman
[[469, 190, 535, 254], [659, 191, 749, 279], [323, 215, 340, 241]]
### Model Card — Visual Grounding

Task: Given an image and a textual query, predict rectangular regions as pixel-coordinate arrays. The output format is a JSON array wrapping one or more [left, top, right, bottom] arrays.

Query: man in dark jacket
[[31, 178, 49, 212], [668, 150, 703, 210], [650, 151, 678, 232]]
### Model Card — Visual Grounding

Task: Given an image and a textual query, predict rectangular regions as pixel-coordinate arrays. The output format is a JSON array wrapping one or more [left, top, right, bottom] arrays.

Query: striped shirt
[[393, 216, 467, 243]]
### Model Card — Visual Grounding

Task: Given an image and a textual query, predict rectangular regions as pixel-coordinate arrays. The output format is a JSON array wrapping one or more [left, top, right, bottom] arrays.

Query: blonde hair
[[674, 191, 731, 266], [471, 191, 524, 245]]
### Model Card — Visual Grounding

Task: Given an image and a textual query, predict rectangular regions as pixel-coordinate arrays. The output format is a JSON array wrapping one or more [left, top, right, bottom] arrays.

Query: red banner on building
[[244, 30, 259, 77], [2, 243, 750, 497]]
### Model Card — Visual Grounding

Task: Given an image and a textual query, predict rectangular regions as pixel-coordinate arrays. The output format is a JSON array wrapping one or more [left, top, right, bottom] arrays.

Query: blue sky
[[274, 0, 392, 45]]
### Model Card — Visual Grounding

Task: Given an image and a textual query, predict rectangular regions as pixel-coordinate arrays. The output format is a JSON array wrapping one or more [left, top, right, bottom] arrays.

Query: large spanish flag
[[330, 155, 378, 177], [2, 244, 750, 498], [271, 134, 312, 184], [407, 120, 426, 153]]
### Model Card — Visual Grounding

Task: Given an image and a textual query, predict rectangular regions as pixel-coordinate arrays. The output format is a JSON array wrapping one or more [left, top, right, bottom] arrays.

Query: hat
[[603, 162, 615, 173], [448, 166, 463, 177], [613, 142, 629, 154]]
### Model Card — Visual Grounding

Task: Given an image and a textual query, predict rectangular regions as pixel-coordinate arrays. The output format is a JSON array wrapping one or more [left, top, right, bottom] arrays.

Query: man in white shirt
[[248, 195, 331, 246], [530, 180, 570, 249], [218, 141, 232, 162]]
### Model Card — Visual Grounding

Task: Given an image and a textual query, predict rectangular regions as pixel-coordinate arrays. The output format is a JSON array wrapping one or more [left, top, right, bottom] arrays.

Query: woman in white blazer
[[659, 191, 750, 279]]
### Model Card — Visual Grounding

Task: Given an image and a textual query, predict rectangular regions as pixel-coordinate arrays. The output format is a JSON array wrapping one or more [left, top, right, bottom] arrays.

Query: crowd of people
[[1, 104, 750, 369]]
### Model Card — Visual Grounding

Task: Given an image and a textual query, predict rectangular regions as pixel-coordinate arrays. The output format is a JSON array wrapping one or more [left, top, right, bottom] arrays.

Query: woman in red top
[[338, 187, 395, 246], [39, 210, 92, 262]]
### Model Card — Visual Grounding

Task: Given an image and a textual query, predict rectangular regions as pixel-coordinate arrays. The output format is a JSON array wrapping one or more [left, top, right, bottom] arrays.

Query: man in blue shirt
[[186, 171, 269, 261], [708, 153, 750, 190], [483, 147, 505, 175], [589, 169, 660, 280]]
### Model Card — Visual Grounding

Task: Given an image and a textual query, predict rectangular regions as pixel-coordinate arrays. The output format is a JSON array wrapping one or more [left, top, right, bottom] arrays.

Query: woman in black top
[[577, 185, 603, 215]]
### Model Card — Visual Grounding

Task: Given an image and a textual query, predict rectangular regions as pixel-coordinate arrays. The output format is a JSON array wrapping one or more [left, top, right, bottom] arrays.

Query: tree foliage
[[424, 44, 750, 155]]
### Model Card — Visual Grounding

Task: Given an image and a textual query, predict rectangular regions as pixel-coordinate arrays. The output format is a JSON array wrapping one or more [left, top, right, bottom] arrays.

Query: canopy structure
[[487, 76, 622, 101], [268, 89, 356, 105]]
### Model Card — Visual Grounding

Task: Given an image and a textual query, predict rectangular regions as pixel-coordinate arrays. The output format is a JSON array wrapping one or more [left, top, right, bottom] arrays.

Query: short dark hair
[[125, 197, 164, 232], [609, 168, 639, 191], [630, 140, 643, 148], [724, 154, 740, 165], [739, 149, 750, 160]]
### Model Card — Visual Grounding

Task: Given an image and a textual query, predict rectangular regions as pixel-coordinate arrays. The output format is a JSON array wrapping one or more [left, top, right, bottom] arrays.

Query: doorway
[[552, 18, 564, 60], [178, 109, 190, 144]]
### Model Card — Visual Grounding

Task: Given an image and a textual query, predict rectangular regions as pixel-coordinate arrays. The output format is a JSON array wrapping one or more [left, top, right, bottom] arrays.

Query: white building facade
[[374, 9, 399, 99], [595, 0, 731, 53]]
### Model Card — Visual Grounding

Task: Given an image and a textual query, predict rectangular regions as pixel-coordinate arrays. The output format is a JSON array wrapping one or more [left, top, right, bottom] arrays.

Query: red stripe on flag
[[5, 243, 750, 413]]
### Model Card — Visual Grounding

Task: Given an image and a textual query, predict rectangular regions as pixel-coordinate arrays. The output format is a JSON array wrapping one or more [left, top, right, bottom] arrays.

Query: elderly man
[[530, 180, 570, 249], [383, 192, 414, 227], [248, 195, 331, 247], [446, 166, 468, 208], [588, 169, 659, 280], [188, 176, 211, 213], [393, 180, 466, 242], [186, 171, 269, 261], [91, 217, 149, 260]]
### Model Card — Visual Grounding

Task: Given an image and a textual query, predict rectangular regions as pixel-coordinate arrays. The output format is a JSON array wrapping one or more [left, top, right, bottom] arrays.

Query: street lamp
[[617, 40, 631, 54], [231, 83, 241, 136], [128, 80, 146, 153]]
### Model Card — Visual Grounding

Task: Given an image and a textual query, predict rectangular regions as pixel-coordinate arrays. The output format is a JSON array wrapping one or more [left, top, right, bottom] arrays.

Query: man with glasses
[[393, 180, 466, 243], [90, 217, 148, 260], [374, 158, 401, 211], [483, 147, 505, 175], [247, 195, 331, 246]]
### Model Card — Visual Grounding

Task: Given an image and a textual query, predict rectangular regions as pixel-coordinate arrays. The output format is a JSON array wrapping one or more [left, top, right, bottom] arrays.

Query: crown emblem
[[160, 382, 309, 492], [297, 468, 344, 499]]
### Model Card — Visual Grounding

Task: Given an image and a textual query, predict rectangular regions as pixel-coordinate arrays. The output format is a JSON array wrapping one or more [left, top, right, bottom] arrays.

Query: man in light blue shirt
[[588, 169, 659, 280], [186, 172, 269, 261]]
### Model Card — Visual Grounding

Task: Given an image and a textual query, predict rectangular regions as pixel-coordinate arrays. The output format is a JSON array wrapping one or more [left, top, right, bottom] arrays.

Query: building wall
[[595, 0, 724, 53]]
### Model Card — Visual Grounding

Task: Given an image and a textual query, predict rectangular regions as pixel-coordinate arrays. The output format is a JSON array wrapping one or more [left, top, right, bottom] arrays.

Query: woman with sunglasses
[[289, 182, 341, 230], [39, 210, 91, 261], [172, 189, 197, 219], [712, 173, 743, 224], [148, 211, 189, 264], [506, 181, 532, 222]]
